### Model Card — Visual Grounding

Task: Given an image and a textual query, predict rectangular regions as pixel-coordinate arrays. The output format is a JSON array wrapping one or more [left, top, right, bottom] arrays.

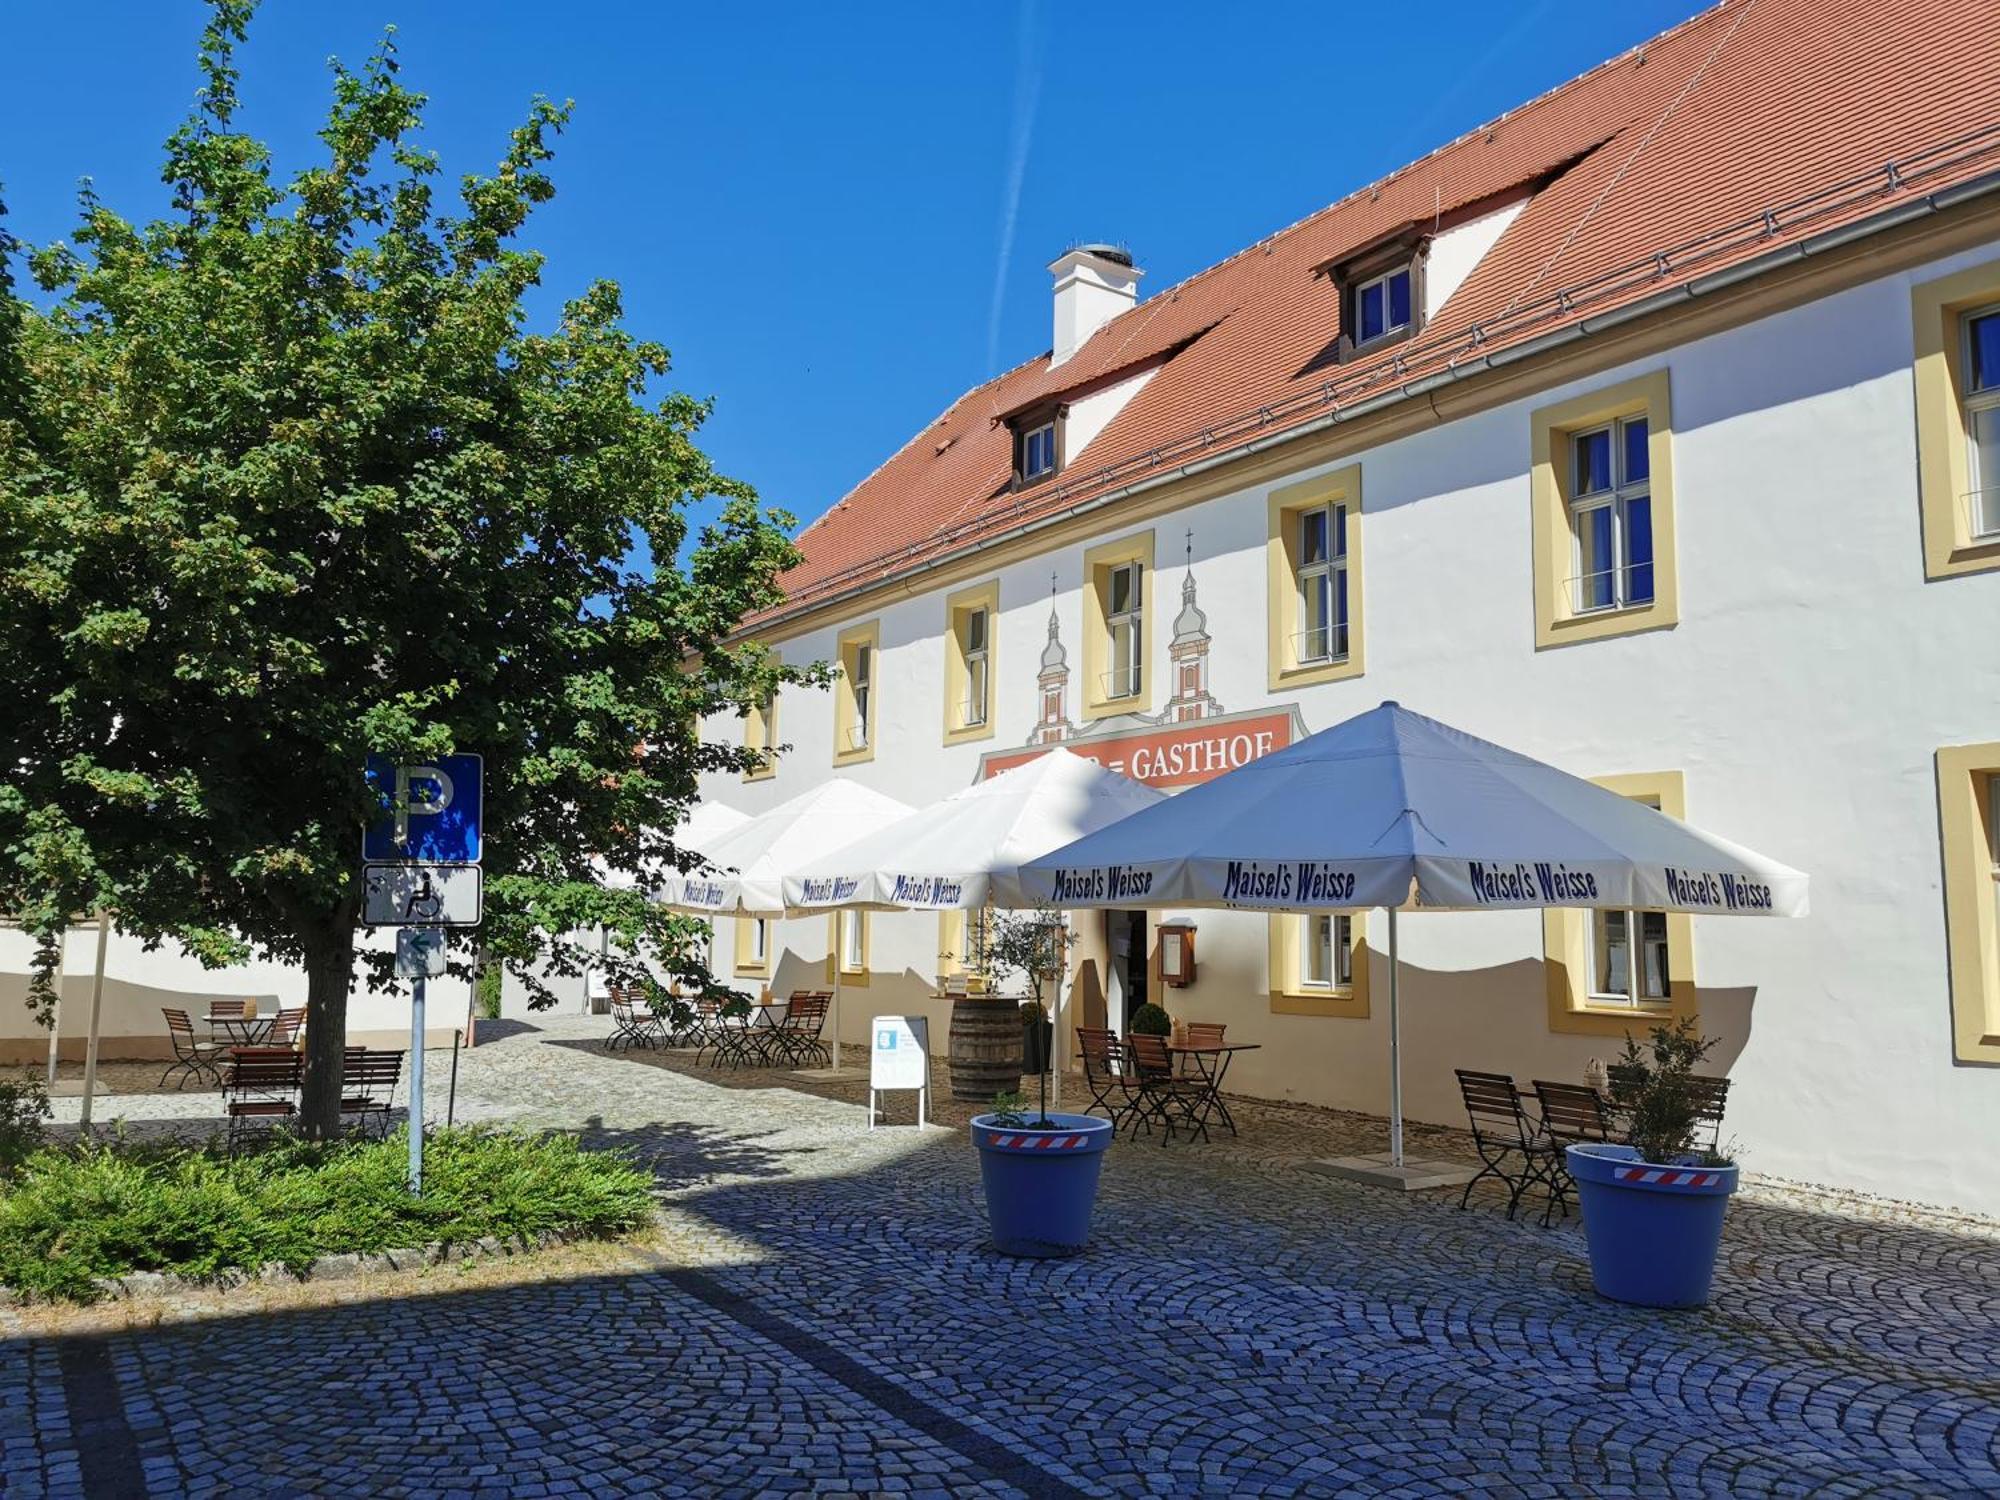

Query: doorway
[[1104, 910, 1149, 1033]]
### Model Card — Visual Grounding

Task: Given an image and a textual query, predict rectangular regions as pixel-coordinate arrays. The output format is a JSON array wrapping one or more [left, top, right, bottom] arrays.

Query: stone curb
[[0, 1227, 598, 1308]]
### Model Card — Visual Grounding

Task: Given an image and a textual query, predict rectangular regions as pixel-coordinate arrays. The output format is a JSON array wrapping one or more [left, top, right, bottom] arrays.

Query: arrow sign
[[364, 754, 484, 863]]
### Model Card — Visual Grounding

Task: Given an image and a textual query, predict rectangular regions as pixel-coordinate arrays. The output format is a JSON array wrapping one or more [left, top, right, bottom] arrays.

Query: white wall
[[711, 239, 2000, 1216]]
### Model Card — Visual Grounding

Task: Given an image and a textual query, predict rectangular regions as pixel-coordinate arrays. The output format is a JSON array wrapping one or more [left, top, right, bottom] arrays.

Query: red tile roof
[[765, 0, 2000, 626]]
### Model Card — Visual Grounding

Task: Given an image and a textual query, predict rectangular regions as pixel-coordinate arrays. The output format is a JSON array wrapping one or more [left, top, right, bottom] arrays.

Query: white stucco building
[[701, 0, 2000, 1215]]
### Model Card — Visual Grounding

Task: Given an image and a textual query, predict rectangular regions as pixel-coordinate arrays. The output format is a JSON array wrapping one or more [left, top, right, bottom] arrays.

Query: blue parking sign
[[364, 755, 484, 863]]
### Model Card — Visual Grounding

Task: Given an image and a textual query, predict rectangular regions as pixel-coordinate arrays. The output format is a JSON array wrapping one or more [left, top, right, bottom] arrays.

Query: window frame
[[1937, 742, 2000, 1063], [1529, 370, 1679, 650], [1352, 265, 1413, 347], [734, 915, 771, 978], [1104, 561, 1143, 702], [1266, 465, 1365, 691], [743, 668, 779, 783], [1962, 303, 2000, 540], [826, 910, 872, 987], [1566, 415, 1654, 616], [1081, 532, 1155, 720], [1269, 910, 1369, 1018], [1911, 259, 2000, 579], [832, 620, 879, 767], [943, 581, 1000, 745], [1543, 772, 1696, 1037]]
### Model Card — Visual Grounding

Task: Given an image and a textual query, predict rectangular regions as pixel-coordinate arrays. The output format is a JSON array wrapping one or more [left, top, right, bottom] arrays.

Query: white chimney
[[1048, 244, 1141, 367]]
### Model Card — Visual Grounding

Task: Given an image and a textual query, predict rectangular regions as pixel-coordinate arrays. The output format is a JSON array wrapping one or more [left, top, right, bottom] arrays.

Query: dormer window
[[1018, 419, 1059, 484], [1354, 266, 1413, 346]]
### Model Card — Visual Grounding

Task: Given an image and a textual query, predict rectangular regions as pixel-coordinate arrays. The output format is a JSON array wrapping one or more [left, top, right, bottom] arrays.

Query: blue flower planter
[[970, 1112, 1114, 1258], [1568, 1143, 1738, 1308]]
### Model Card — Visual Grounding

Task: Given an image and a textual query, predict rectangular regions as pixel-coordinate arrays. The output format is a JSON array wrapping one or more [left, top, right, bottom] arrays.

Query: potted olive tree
[[966, 909, 1113, 1257], [1567, 1017, 1738, 1309]]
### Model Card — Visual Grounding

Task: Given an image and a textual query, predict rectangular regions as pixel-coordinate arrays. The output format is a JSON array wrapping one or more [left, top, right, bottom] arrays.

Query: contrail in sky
[[986, 0, 1044, 374]]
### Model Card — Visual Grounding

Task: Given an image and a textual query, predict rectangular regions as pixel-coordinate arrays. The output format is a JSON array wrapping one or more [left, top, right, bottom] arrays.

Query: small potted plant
[[1566, 1017, 1738, 1309], [1127, 1000, 1172, 1039]]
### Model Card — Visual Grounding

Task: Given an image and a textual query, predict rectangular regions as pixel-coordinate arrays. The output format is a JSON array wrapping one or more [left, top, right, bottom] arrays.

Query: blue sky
[[2, 1, 1697, 557]]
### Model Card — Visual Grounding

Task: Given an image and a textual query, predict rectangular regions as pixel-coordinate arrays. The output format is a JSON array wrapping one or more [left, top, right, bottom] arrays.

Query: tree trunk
[[299, 924, 356, 1140]]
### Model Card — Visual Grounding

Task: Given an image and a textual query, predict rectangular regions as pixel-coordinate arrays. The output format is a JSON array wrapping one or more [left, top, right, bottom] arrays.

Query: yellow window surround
[[1081, 530, 1155, 721], [825, 910, 871, 987], [1268, 912, 1371, 1019], [1543, 770, 1697, 1038], [832, 620, 879, 767], [743, 657, 779, 783], [1266, 463, 1365, 692], [1911, 258, 2000, 580], [733, 916, 771, 978], [943, 580, 999, 745], [1937, 742, 2000, 1064], [1529, 369, 1679, 650]]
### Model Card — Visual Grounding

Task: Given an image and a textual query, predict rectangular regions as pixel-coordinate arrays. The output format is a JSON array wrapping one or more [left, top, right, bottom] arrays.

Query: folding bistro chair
[[771, 992, 830, 1068], [1532, 1079, 1616, 1225], [224, 1048, 302, 1152], [1076, 1028, 1141, 1132], [1455, 1069, 1560, 1220], [605, 992, 662, 1052], [1127, 1033, 1208, 1145], [1183, 1021, 1226, 1048], [339, 1048, 405, 1138], [266, 1007, 307, 1047], [161, 1008, 225, 1090]]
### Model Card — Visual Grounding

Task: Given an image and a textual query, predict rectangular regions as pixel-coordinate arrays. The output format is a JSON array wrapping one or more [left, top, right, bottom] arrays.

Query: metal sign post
[[368, 756, 484, 1196]]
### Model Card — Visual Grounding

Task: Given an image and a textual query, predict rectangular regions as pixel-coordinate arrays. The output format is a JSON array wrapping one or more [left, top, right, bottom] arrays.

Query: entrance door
[[1104, 910, 1149, 1033]]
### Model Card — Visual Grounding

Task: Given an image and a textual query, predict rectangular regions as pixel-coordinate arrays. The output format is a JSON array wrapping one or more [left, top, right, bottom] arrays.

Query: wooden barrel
[[949, 995, 1024, 1102]]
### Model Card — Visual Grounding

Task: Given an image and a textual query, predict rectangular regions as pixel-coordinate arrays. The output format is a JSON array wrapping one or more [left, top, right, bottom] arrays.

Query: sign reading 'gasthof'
[[980, 707, 1299, 790]]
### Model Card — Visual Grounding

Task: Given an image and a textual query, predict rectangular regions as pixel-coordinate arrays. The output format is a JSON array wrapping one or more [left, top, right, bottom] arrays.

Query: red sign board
[[980, 708, 1299, 790]]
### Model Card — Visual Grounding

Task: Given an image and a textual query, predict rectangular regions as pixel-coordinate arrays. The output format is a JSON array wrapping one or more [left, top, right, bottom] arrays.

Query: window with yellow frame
[[1081, 531, 1153, 720], [1936, 741, 2000, 1064], [1268, 911, 1370, 1018], [743, 684, 777, 782], [1266, 464, 1365, 691], [734, 916, 771, 978], [825, 910, 870, 987], [943, 581, 999, 744], [1911, 258, 2000, 580], [1543, 771, 1696, 1037], [1529, 370, 1679, 650], [832, 621, 879, 766]]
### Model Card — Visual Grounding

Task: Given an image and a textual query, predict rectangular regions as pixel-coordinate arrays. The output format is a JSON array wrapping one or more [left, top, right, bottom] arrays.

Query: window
[[944, 582, 999, 743], [1020, 421, 1058, 482], [1354, 266, 1413, 346], [826, 910, 871, 986], [1530, 370, 1678, 649], [1266, 465, 1364, 690], [1568, 416, 1653, 613], [1269, 911, 1369, 1018], [1105, 562, 1143, 700], [1544, 772, 1695, 1037], [1587, 908, 1671, 1007], [734, 915, 770, 977], [833, 621, 879, 766], [1299, 913, 1353, 990], [1082, 532, 1154, 719], [1966, 307, 2000, 538], [1937, 742, 2000, 1063], [1912, 260, 2000, 579], [743, 680, 778, 782]]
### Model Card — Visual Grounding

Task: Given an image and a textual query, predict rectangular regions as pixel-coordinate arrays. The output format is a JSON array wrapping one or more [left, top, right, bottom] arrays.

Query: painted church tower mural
[[1164, 545, 1223, 723], [1031, 591, 1074, 746]]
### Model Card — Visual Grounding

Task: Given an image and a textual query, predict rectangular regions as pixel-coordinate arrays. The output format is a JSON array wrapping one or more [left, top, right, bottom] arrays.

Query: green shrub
[[0, 1128, 655, 1302], [475, 961, 503, 1021], [0, 1072, 50, 1176], [1610, 1016, 1726, 1166], [1128, 1002, 1172, 1037]]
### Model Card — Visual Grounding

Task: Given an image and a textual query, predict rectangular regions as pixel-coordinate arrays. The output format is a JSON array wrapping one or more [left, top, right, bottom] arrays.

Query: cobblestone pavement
[[5, 1015, 1999, 1497]]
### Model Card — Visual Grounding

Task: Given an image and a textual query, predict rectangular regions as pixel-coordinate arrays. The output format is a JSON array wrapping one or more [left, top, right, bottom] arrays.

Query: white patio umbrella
[[783, 750, 1167, 1105], [586, 801, 749, 1011], [1019, 702, 1808, 1184], [656, 779, 915, 1071]]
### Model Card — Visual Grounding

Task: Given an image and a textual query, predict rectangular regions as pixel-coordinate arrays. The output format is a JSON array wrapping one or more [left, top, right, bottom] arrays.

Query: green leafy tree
[[0, 1, 820, 1135]]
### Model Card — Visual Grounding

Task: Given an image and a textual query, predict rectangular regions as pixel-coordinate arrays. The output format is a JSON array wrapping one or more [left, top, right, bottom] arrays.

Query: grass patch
[[0, 1127, 655, 1303]]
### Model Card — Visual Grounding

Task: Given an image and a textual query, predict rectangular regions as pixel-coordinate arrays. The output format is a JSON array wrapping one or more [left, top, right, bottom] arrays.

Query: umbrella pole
[[1387, 906, 1404, 1168], [828, 966, 843, 1075]]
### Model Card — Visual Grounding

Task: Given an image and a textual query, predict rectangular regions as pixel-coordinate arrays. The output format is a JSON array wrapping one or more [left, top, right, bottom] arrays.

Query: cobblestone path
[[4, 1016, 1998, 1497]]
